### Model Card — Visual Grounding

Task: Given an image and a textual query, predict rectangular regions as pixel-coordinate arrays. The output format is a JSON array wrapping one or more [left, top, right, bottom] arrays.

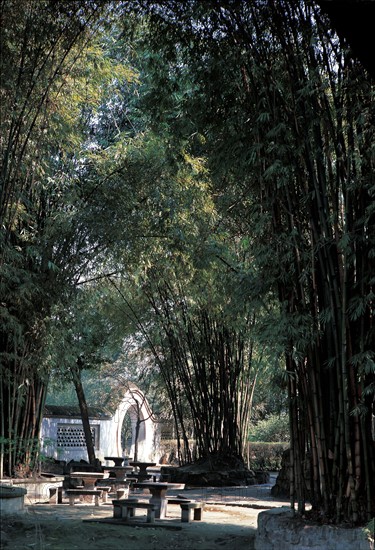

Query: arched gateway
[[41, 383, 159, 464]]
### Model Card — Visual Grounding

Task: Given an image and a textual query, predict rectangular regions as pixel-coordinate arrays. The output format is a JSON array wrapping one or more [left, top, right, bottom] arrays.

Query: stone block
[[255, 508, 373, 550]]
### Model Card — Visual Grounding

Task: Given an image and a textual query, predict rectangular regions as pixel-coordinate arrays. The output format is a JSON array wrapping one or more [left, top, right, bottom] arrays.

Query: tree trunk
[[71, 361, 96, 465]]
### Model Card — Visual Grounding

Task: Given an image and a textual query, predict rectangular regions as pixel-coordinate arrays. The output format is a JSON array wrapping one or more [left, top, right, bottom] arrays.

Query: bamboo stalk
[[287, 357, 296, 514]]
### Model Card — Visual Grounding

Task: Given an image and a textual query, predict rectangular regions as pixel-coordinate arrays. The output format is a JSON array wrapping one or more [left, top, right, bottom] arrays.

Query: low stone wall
[[255, 507, 373, 550], [0, 485, 27, 516], [0, 476, 64, 502]]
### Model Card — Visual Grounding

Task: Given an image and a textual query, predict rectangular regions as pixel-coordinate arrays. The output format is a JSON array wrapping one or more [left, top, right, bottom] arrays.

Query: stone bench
[[180, 501, 205, 522], [167, 498, 205, 522], [167, 497, 192, 510], [99, 478, 131, 492], [48, 485, 63, 504], [112, 498, 157, 523], [116, 487, 129, 500], [66, 489, 103, 506], [93, 482, 117, 501], [97, 486, 111, 503]]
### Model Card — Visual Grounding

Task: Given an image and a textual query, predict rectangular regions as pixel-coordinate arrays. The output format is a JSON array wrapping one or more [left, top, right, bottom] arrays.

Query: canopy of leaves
[[1, 1, 374, 526], [0, 0, 141, 476], [116, 0, 375, 525]]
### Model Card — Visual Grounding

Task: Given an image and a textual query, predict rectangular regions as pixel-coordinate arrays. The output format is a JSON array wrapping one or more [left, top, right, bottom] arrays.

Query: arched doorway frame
[[112, 383, 156, 461]]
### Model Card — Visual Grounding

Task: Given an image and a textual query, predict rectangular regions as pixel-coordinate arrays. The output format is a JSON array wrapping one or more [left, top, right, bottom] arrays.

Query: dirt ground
[[1, 478, 288, 550]]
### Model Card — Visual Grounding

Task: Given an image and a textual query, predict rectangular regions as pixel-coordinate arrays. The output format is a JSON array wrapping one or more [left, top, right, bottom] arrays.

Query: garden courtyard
[[1, 1, 374, 544], [1, 477, 286, 550]]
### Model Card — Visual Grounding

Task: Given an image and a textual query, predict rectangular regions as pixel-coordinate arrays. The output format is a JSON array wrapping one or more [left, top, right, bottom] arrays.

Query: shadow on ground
[[1, 476, 288, 550]]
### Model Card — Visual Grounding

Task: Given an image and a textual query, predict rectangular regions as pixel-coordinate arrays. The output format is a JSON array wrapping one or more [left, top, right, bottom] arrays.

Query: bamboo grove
[[133, 0, 375, 525], [250, 2, 375, 525], [1, 0, 374, 526], [140, 277, 258, 465], [0, 0, 110, 477]]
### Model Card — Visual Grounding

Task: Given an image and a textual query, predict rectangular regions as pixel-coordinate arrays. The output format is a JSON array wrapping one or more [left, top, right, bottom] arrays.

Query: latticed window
[[56, 424, 99, 449]]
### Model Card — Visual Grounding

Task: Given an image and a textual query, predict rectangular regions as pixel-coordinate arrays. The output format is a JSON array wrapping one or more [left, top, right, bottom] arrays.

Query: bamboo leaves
[[132, 0, 375, 524]]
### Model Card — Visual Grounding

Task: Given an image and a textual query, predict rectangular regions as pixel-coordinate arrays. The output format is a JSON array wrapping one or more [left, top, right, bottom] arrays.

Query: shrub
[[249, 413, 289, 443], [247, 442, 289, 471]]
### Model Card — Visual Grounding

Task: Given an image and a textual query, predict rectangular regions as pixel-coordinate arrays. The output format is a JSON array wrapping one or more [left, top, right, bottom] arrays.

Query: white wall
[[41, 416, 105, 463], [41, 385, 160, 463]]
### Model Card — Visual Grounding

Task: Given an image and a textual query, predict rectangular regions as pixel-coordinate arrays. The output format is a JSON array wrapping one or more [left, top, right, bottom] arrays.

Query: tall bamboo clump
[[240, 2, 375, 524], [0, 0, 106, 477], [136, 0, 375, 524], [142, 277, 258, 465]]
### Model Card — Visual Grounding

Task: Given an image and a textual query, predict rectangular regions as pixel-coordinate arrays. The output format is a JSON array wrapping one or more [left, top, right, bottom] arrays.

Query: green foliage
[[0, 435, 41, 474], [127, 0, 375, 524], [0, 0, 126, 476], [2, 0, 374, 525], [248, 442, 289, 471], [249, 414, 290, 443]]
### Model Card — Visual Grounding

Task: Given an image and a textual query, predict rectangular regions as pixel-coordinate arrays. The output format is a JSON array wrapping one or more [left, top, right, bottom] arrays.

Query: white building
[[41, 384, 160, 464]]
